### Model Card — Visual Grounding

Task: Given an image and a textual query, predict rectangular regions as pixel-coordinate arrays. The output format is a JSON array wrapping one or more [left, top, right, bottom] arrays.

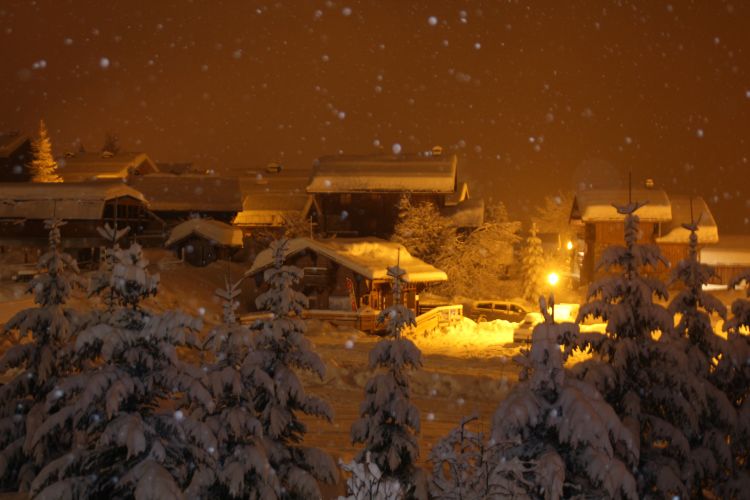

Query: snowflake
[[344, 339, 354, 349], [427, 16, 438, 26], [392, 143, 402, 155], [426, 412, 435, 421], [99, 57, 110, 69], [174, 410, 184, 421]]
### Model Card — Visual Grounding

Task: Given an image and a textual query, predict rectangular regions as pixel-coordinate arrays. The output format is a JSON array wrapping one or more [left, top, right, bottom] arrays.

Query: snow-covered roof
[[656, 196, 718, 244], [571, 189, 672, 222], [0, 132, 29, 158], [700, 235, 750, 266], [233, 193, 315, 227], [56, 151, 158, 182], [129, 174, 242, 212], [165, 218, 243, 247], [246, 237, 448, 283], [441, 198, 485, 228], [307, 153, 458, 193], [0, 182, 147, 220]]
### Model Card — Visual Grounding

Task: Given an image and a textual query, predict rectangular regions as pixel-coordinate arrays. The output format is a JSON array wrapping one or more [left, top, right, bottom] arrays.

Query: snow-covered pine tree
[[667, 221, 737, 494], [521, 223, 546, 302], [248, 238, 337, 499], [489, 296, 638, 499], [392, 195, 454, 264], [573, 201, 712, 498], [89, 223, 131, 312], [0, 219, 81, 491], [28, 242, 216, 499], [30, 120, 62, 183], [351, 261, 427, 499], [338, 452, 402, 500], [188, 276, 281, 499], [717, 270, 750, 496]]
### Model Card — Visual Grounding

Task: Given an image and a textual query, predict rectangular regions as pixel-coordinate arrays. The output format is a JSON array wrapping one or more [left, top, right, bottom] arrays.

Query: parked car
[[513, 312, 545, 343], [466, 300, 528, 323]]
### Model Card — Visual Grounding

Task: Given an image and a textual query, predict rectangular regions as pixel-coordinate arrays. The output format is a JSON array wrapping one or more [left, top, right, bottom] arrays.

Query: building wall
[[0, 140, 33, 182]]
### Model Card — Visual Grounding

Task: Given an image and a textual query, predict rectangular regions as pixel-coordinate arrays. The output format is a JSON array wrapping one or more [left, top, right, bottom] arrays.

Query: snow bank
[[405, 317, 519, 356]]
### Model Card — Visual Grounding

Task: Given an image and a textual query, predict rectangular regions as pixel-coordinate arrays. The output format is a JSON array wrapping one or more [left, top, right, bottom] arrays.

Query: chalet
[[570, 188, 719, 284], [0, 132, 33, 182], [243, 237, 447, 317], [0, 182, 150, 262], [128, 174, 242, 223], [307, 152, 465, 237], [234, 168, 316, 230], [56, 151, 158, 182], [700, 235, 750, 286], [165, 218, 243, 267]]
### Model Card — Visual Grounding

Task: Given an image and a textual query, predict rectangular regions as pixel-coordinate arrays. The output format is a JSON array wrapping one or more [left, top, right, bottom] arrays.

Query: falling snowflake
[[392, 143, 402, 154], [344, 339, 354, 349], [99, 57, 110, 69], [174, 410, 184, 421], [427, 16, 438, 26]]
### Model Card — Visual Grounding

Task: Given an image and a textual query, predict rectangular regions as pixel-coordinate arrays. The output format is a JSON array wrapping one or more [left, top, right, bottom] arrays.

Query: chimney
[[431, 145, 443, 157], [644, 178, 655, 189]]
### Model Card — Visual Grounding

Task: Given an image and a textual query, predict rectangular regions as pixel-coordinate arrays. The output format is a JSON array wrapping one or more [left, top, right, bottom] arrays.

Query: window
[[493, 303, 509, 312], [476, 302, 492, 310]]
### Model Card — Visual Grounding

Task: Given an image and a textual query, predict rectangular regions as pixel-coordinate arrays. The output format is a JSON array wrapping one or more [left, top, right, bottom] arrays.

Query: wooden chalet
[[307, 151, 463, 237], [700, 235, 750, 286], [234, 168, 316, 230], [56, 151, 158, 182], [243, 237, 447, 317], [128, 174, 242, 224], [0, 132, 33, 182], [570, 188, 719, 284], [165, 218, 243, 267], [0, 182, 150, 263]]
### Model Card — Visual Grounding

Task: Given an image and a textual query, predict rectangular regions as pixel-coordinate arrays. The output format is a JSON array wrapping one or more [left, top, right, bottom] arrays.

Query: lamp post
[[546, 272, 559, 320]]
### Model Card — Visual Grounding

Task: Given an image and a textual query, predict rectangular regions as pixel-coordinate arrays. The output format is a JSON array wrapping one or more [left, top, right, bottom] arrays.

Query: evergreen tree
[[338, 452, 402, 500], [249, 239, 337, 499], [717, 270, 750, 496], [0, 219, 81, 491], [521, 223, 546, 302], [490, 297, 638, 499], [30, 120, 62, 183], [572, 201, 713, 497], [667, 221, 737, 494], [28, 242, 216, 499], [351, 262, 427, 499], [189, 277, 281, 499], [392, 196, 454, 264]]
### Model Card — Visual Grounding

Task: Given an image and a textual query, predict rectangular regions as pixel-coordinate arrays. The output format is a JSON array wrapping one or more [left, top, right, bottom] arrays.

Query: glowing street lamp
[[566, 240, 573, 251], [547, 272, 560, 287]]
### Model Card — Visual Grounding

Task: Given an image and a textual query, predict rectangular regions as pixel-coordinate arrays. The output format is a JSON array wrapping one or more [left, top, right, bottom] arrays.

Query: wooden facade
[[0, 132, 32, 182]]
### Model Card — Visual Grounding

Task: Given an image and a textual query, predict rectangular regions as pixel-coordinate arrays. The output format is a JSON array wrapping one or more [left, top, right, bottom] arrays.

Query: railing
[[407, 304, 463, 336]]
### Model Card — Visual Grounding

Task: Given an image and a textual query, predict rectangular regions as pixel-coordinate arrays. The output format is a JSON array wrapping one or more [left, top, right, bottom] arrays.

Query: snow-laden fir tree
[[248, 239, 337, 499], [490, 296, 638, 499], [572, 201, 714, 498], [429, 414, 497, 500], [717, 270, 750, 496], [89, 223, 131, 312], [350, 260, 427, 499], [392, 195, 454, 264], [667, 220, 737, 494], [188, 276, 281, 499], [435, 202, 520, 299], [28, 242, 216, 499], [30, 120, 62, 183], [521, 223, 546, 302], [0, 219, 81, 491]]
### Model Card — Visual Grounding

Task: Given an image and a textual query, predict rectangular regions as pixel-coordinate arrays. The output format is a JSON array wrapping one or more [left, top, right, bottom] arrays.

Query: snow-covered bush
[[338, 452, 402, 500], [0, 219, 82, 491], [28, 242, 215, 499], [250, 238, 337, 498], [490, 296, 638, 499], [189, 277, 280, 499], [351, 263, 427, 499], [572, 202, 715, 498]]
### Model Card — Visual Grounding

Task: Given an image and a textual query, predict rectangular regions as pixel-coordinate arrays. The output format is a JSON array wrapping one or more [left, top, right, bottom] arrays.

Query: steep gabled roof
[[0, 132, 30, 158], [246, 237, 448, 283], [700, 235, 750, 266], [570, 189, 672, 222], [165, 218, 243, 247], [656, 196, 718, 244], [129, 174, 242, 212], [307, 153, 458, 193], [0, 181, 146, 220], [57, 151, 158, 182]]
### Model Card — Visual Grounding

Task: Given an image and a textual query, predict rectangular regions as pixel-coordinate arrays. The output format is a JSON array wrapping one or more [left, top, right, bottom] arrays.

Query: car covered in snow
[[466, 300, 528, 323], [512, 312, 545, 343]]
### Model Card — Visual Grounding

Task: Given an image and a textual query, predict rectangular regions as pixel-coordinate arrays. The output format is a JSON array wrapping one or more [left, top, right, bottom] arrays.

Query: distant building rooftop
[[129, 173, 242, 213], [656, 196, 718, 244], [0, 131, 30, 158], [165, 218, 243, 247], [307, 153, 458, 193], [57, 151, 158, 182], [570, 188, 672, 222]]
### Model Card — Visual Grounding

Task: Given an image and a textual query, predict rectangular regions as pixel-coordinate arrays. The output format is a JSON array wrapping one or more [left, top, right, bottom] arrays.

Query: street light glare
[[547, 272, 560, 286]]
